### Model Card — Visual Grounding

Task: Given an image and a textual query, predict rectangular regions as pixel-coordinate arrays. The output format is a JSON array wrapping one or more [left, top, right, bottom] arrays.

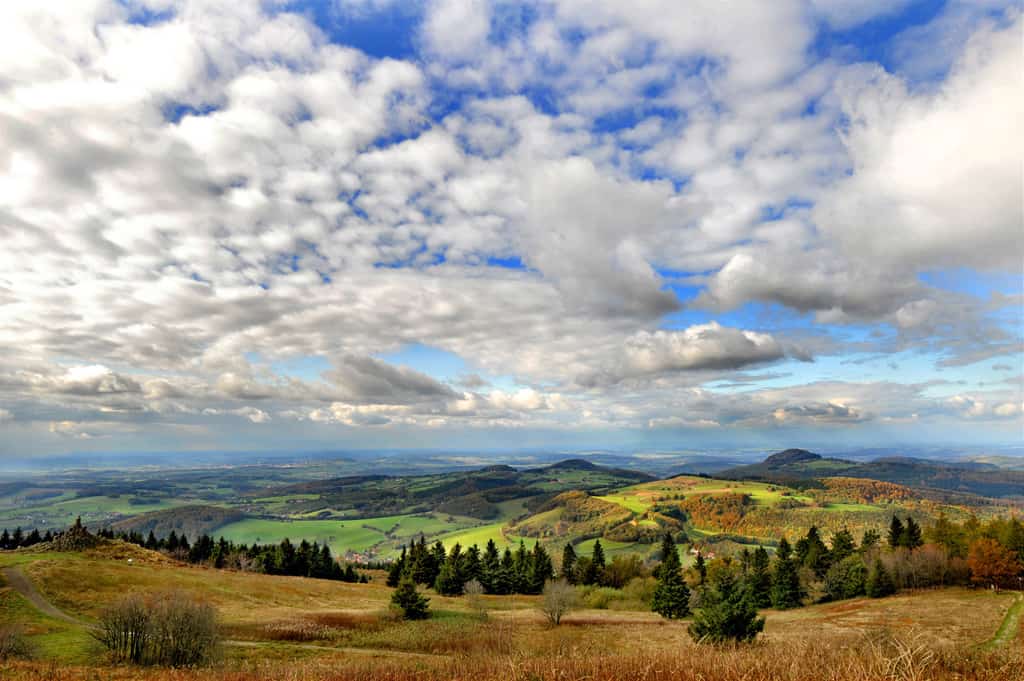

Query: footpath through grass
[[982, 591, 1024, 650]]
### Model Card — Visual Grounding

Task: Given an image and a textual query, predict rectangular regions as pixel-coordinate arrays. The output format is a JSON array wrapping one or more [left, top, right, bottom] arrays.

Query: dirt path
[[1, 566, 88, 626], [983, 591, 1024, 649]]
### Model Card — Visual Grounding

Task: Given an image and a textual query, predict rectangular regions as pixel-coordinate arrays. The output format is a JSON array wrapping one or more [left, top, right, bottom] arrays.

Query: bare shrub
[[0, 625, 31, 660], [147, 592, 219, 666], [540, 579, 577, 626], [94, 594, 151, 664], [94, 591, 219, 666], [464, 579, 487, 620]]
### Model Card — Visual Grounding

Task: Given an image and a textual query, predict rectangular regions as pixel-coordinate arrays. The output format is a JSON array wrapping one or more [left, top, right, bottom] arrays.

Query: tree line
[[648, 513, 1024, 630], [0, 524, 368, 583]]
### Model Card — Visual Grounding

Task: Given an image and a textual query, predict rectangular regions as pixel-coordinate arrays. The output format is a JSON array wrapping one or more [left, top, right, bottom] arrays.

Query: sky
[[0, 0, 1021, 458]]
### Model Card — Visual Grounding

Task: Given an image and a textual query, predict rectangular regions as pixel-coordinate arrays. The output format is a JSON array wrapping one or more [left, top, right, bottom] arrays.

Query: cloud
[[326, 355, 459, 404], [623, 323, 786, 373], [0, 1, 1019, 452], [52, 365, 142, 396], [0, 408, 12, 422], [818, 15, 1023, 273]]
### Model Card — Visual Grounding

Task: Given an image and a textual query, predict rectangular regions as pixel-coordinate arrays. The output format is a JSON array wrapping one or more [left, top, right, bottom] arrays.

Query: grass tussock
[[2, 629, 1020, 681]]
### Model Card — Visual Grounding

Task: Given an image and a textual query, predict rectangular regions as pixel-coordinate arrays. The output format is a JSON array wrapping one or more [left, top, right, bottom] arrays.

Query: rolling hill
[[722, 449, 1024, 500]]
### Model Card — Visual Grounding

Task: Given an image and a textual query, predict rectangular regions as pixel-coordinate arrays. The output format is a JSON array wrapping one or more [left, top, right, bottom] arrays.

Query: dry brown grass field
[[1, 544, 1021, 681]]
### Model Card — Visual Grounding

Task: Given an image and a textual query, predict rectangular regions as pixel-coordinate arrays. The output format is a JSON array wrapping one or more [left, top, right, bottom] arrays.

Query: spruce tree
[[651, 533, 690, 619], [747, 546, 772, 608], [583, 540, 606, 586], [463, 544, 482, 583], [694, 551, 707, 586], [860, 529, 880, 552], [434, 561, 464, 595], [481, 539, 501, 593], [528, 542, 554, 594], [902, 517, 923, 549], [795, 526, 830, 578], [688, 571, 764, 644], [391, 574, 430, 619], [888, 516, 904, 549], [561, 543, 578, 583], [830, 528, 857, 563], [866, 558, 896, 598], [770, 538, 803, 609]]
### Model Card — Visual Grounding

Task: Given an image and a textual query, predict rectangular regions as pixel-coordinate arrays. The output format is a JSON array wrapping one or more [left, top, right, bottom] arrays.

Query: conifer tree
[[463, 544, 482, 583], [561, 543, 578, 583], [866, 558, 896, 598], [481, 539, 501, 593], [770, 538, 803, 609], [652, 533, 691, 619], [747, 546, 772, 608], [902, 517, 923, 549], [795, 526, 830, 578], [528, 542, 554, 594], [888, 516, 905, 549], [694, 551, 707, 586], [391, 574, 430, 619], [688, 571, 764, 644], [830, 528, 857, 563], [434, 561, 464, 595], [583, 540, 606, 586]]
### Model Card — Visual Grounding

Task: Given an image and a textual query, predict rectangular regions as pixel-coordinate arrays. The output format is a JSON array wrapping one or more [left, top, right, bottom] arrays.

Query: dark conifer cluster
[[386, 536, 555, 595], [0, 527, 50, 549]]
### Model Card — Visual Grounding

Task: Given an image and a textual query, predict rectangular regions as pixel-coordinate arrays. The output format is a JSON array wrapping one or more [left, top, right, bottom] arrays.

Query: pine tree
[[866, 558, 896, 598], [694, 551, 707, 586], [888, 516, 905, 549], [435, 561, 464, 595], [770, 538, 803, 609], [902, 517, 923, 549], [528, 542, 554, 594], [583, 540, 605, 586], [561, 543, 578, 583], [795, 526, 830, 578], [481, 539, 501, 593], [387, 547, 407, 587], [747, 546, 772, 608], [688, 571, 764, 644], [652, 534, 691, 619], [391, 574, 430, 619], [463, 544, 482, 583], [830, 528, 857, 564], [0, 529, 10, 550], [860, 529, 880, 552]]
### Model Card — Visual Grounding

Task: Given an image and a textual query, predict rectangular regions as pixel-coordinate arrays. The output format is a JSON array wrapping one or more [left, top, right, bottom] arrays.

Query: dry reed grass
[[2, 628, 1020, 681]]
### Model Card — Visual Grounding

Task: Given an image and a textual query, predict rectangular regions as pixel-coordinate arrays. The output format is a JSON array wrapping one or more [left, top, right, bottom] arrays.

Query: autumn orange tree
[[967, 538, 1022, 591]]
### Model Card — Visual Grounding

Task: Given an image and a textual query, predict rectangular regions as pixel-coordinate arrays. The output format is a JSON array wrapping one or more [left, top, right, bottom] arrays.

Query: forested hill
[[722, 450, 1024, 499], [262, 459, 655, 520]]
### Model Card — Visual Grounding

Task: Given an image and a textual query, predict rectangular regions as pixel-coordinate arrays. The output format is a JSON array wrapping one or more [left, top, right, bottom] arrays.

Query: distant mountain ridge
[[722, 449, 1024, 499]]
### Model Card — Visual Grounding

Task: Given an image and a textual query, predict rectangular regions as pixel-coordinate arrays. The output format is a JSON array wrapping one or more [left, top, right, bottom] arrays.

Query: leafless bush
[[147, 592, 219, 667], [94, 591, 219, 666], [464, 579, 487, 620], [94, 593, 152, 664], [540, 579, 577, 626]]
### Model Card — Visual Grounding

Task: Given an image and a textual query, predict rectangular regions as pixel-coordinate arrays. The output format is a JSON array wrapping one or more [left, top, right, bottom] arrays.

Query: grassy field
[[0, 545, 1020, 680]]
